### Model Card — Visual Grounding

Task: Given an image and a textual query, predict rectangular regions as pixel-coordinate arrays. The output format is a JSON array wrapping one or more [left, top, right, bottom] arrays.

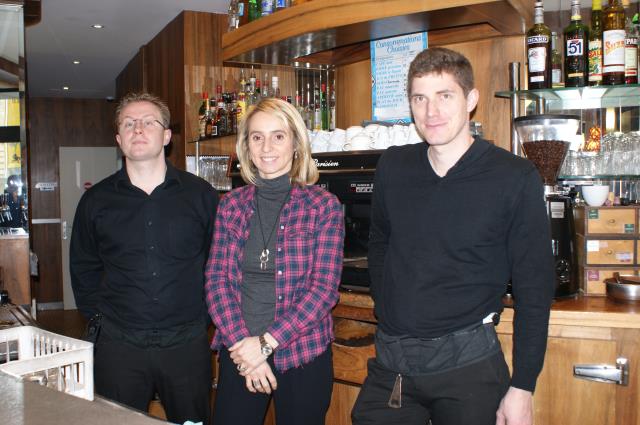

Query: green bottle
[[564, 0, 589, 87], [248, 0, 260, 22], [588, 0, 604, 85]]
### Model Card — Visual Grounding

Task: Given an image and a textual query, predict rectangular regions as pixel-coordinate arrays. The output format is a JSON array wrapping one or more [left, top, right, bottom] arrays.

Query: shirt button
[[152, 272, 157, 277], [152, 297, 159, 303], [149, 245, 155, 250], [278, 295, 283, 300], [280, 225, 284, 230], [277, 248, 282, 252], [278, 270, 283, 275], [148, 221, 153, 226]]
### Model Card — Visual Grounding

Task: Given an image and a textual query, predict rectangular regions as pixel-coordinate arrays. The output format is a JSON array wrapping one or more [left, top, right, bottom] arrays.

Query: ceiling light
[[91, 24, 104, 29], [72, 60, 80, 65], [62, 86, 69, 90]]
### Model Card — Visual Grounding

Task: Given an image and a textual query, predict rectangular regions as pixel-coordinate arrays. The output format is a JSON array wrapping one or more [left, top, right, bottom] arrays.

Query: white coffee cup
[[346, 126, 365, 141], [343, 133, 373, 151]]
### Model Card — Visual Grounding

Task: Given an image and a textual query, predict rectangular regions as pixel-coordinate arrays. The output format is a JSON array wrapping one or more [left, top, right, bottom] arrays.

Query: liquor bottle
[[228, 0, 240, 31], [248, 0, 260, 22], [217, 99, 229, 136], [255, 78, 262, 102], [320, 83, 329, 130], [563, 0, 589, 87], [237, 90, 246, 125], [526, 1, 552, 89], [239, 0, 249, 26], [206, 99, 216, 138], [603, 0, 626, 85], [271, 76, 281, 99], [589, 0, 604, 85], [329, 85, 336, 130], [262, 72, 270, 97], [304, 83, 313, 129], [261, 0, 274, 17], [275, 0, 289, 11], [551, 32, 563, 85], [198, 92, 208, 139], [623, 0, 638, 84], [313, 84, 321, 131]]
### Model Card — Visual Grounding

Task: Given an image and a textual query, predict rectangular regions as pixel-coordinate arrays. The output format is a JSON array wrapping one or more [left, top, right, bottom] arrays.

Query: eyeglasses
[[119, 118, 166, 132]]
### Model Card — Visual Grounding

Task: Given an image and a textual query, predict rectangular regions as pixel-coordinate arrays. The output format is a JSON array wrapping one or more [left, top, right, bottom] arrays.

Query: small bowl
[[582, 185, 609, 206]]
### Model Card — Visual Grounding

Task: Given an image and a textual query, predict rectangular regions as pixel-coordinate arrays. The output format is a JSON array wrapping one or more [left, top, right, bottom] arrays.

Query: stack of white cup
[[309, 123, 424, 153]]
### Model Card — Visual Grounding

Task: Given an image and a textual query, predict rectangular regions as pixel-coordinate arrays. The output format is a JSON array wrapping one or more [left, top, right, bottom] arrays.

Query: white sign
[[371, 32, 428, 123], [35, 182, 58, 192]]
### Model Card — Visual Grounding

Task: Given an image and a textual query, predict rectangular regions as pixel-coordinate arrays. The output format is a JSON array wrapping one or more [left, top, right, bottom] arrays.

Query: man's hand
[[229, 336, 266, 375], [496, 386, 533, 425], [244, 362, 278, 394]]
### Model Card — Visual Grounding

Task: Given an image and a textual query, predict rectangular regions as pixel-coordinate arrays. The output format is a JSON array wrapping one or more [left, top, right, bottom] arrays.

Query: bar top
[[335, 290, 640, 329]]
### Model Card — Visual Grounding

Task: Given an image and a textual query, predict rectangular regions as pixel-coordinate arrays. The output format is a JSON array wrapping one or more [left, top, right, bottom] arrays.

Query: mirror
[[0, 3, 27, 231]]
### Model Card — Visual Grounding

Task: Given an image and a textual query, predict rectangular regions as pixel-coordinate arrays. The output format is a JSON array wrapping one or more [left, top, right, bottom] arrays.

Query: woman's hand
[[229, 336, 267, 375], [245, 362, 278, 394]]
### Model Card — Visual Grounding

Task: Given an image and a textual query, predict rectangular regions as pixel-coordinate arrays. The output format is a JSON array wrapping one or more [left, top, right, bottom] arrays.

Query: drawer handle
[[574, 358, 628, 386], [606, 249, 613, 255], [607, 219, 616, 224]]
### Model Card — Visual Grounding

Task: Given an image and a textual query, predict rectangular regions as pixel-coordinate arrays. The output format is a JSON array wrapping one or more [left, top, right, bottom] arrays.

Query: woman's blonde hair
[[236, 97, 318, 186]]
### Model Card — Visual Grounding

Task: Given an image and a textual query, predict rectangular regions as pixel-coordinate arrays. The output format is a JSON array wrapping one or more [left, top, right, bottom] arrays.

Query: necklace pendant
[[259, 249, 269, 271]]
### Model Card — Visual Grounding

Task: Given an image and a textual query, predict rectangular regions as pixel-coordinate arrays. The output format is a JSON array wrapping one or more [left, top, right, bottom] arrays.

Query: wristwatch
[[259, 334, 274, 357]]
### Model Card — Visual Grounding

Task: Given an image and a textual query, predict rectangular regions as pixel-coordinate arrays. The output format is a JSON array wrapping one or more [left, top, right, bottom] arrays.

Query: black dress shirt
[[70, 162, 218, 334]]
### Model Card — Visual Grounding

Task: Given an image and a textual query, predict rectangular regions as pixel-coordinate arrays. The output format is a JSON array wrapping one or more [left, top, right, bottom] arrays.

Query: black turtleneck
[[241, 173, 292, 336]]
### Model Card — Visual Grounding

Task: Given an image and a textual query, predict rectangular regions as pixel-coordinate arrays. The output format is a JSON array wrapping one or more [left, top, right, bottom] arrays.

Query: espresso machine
[[514, 114, 580, 298], [229, 151, 382, 292]]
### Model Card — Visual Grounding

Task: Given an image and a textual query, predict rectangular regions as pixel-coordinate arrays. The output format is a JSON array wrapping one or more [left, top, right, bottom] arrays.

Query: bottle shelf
[[189, 134, 237, 144], [222, 0, 530, 65], [495, 84, 640, 109]]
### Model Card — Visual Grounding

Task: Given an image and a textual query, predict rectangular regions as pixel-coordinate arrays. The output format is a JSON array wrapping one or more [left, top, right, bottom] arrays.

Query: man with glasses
[[70, 92, 218, 424]]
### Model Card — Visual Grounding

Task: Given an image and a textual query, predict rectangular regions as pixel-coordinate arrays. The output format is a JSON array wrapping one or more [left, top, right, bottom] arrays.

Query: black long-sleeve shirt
[[368, 138, 554, 392], [70, 162, 218, 333]]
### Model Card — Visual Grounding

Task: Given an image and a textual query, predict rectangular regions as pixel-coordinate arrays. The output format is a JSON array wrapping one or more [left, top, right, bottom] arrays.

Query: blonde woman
[[205, 98, 344, 425]]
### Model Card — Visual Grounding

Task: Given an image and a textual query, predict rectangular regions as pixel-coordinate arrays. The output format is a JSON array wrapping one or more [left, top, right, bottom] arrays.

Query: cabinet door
[[498, 332, 618, 425]]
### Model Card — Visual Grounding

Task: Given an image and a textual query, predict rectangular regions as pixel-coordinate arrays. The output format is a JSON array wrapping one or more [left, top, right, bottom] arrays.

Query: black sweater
[[368, 137, 555, 392]]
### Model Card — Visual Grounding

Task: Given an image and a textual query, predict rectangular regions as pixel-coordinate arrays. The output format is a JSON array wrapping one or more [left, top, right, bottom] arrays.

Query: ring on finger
[[237, 364, 247, 372], [252, 380, 262, 387]]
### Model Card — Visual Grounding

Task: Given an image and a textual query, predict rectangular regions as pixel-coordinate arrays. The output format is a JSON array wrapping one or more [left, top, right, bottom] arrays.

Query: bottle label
[[261, 0, 274, 14], [276, 0, 287, 7], [603, 30, 626, 72], [552, 68, 562, 84], [588, 40, 603, 82], [528, 46, 548, 73], [238, 3, 244, 17], [625, 38, 638, 77], [566, 38, 585, 57]]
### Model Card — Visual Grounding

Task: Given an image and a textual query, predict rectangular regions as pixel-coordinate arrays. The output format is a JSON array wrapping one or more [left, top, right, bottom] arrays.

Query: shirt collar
[[114, 160, 182, 191]]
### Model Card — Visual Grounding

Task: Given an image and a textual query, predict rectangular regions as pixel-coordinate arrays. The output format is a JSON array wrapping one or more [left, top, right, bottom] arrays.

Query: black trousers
[[352, 351, 511, 425], [94, 330, 212, 424], [213, 347, 333, 425]]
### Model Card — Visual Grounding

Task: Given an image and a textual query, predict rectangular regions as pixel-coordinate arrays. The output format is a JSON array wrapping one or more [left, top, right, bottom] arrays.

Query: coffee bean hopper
[[514, 114, 581, 298]]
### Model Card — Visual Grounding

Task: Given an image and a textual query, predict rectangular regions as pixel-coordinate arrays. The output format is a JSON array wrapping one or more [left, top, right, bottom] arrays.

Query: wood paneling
[[116, 47, 146, 99], [144, 13, 187, 170], [27, 98, 116, 303]]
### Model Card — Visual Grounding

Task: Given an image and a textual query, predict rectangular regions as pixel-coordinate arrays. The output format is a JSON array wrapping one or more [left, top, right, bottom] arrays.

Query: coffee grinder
[[514, 114, 580, 298]]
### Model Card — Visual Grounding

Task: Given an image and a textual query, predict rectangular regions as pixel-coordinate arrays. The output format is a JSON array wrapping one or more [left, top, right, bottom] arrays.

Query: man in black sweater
[[352, 48, 554, 425]]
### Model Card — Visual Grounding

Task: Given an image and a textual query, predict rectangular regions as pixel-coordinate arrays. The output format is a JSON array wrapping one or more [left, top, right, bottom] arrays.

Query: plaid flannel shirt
[[205, 183, 344, 371]]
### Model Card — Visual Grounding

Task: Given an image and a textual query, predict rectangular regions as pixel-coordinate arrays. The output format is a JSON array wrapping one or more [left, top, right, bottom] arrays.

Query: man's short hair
[[114, 92, 171, 130], [407, 47, 475, 96]]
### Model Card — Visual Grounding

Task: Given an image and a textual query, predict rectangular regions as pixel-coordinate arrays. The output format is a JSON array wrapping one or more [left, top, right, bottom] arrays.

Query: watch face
[[261, 344, 273, 356]]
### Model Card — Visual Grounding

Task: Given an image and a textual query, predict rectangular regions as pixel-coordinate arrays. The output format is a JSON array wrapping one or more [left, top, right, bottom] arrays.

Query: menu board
[[371, 32, 428, 123]]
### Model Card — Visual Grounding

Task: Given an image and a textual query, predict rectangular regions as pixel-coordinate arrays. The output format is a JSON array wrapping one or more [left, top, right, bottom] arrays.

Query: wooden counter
[[329, 291, 640, 425]]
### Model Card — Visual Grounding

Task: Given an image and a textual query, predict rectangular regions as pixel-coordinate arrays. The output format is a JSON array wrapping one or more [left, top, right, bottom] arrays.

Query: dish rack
[[0, 325, 94, 400]]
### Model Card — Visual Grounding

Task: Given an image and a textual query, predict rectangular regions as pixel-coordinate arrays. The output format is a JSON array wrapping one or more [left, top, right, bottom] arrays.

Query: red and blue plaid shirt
[[205, 183, 344, 371]]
